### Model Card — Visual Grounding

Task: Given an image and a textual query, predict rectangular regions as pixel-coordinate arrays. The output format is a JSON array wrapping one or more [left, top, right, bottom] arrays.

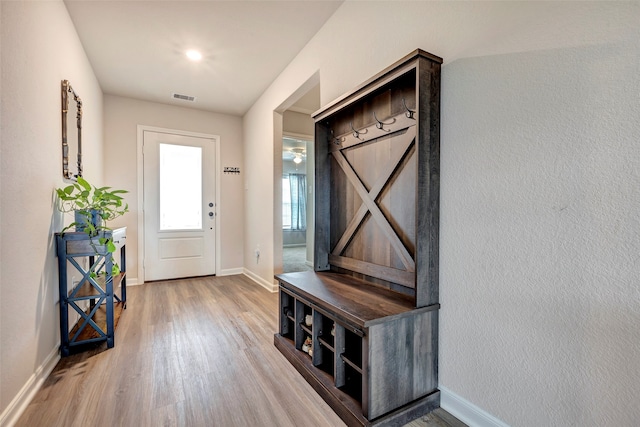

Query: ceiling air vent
[[172, 93, 196, 102]]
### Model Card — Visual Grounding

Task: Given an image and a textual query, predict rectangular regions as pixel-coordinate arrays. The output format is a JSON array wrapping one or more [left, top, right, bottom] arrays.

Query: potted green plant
[[56, 176, 128, 274]]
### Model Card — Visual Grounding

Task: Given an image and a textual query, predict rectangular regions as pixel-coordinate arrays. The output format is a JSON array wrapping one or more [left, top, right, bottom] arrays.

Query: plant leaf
[[77, 177, 91, 191]]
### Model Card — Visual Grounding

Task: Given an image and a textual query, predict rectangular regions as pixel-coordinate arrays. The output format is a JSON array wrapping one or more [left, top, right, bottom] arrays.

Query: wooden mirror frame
[[61, 80, 83, 180]]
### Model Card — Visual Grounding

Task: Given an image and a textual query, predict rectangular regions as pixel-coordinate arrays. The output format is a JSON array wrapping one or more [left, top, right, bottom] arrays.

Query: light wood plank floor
[[16, 275, 466, 427]]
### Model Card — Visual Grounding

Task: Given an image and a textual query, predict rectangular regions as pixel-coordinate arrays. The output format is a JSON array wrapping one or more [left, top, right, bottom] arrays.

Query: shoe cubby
[[342, 329, 363, 370], [279, 290, 295, 342], [312, 310, 334, 376], [317, 313, 335, 349], [295, 299, 313, 355], [339, 363, 363, 403]]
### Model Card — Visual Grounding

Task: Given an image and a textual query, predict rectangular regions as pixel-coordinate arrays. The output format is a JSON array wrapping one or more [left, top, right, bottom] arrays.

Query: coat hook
[[402, 98, 415, 119], [373, 111, 395, 131], [329, 129, 344, 146], [350, 122, 364, 140], [329, 129, 340, 146]]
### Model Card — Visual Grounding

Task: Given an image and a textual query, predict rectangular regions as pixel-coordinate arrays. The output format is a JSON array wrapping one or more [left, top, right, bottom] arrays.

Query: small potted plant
[[56, 177, 128, 274]]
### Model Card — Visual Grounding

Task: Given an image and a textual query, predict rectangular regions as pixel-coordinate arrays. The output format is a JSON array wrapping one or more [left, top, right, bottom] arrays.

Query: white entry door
[[143, 130, 216, 281]]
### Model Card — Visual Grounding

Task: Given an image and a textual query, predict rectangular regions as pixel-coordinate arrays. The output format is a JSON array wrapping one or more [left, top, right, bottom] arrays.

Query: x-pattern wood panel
[[68, 256, 107, 298], [69, 297, 107, 342], [331, 125, 417, 272], [66, 254, 111, 341]]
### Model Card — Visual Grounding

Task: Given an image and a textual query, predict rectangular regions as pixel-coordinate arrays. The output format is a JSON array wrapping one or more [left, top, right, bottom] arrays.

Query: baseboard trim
[[243, 269, 278, 293], [126, 276, 141, 286], [439, 385, 510, 427], [0, 347, 59, 427], [218, 268, 244, 276]]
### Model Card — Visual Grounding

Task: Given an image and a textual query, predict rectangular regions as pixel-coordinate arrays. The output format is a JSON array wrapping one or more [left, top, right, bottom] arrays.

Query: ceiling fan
[[284, 147, 307, 164]]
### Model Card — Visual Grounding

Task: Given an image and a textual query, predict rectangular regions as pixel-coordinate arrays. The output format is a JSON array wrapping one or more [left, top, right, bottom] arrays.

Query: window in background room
[[287, 173, 307, 231], [282, 175, 292, 229]]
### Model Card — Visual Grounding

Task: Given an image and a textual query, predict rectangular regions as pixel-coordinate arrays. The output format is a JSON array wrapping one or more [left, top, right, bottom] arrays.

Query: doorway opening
[[275, 81, 320, 274], [282, 134, 312, 273]]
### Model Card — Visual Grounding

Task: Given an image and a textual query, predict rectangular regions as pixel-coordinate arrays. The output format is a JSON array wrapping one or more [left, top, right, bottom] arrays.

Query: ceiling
[[64, 1, 342, 116]]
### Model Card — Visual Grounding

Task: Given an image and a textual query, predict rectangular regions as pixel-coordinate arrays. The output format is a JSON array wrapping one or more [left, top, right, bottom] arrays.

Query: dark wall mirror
[[61, 80, 82, 180]]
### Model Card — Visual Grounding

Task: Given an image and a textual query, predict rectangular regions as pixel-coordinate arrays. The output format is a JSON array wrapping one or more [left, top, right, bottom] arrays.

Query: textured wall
[[243, 1, 640, 425], [440, 43, 640, 426], [0, 0, 104, 417]]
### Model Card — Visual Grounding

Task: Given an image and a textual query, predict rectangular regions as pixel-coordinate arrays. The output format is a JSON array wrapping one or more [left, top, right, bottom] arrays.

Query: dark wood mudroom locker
[[275, 49, 442, 427]]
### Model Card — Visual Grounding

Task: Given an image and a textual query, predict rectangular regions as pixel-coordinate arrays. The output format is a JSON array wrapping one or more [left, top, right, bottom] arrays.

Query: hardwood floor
[[16, 275, 465, 427]]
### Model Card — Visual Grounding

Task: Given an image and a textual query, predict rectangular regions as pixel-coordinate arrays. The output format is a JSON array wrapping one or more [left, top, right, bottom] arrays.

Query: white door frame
[[136, 125, 221, 283]]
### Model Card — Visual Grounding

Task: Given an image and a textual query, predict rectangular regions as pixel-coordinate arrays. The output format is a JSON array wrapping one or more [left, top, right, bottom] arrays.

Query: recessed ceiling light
[[185, 50, 202, 61]]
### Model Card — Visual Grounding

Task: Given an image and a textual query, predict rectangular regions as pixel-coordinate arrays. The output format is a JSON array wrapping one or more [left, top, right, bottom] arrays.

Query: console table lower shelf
[[68, 300, 126, 343]]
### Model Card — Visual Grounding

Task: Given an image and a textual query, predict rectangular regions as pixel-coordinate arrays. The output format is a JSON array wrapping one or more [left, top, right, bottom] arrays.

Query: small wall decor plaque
[[223, 167, 240, 174]]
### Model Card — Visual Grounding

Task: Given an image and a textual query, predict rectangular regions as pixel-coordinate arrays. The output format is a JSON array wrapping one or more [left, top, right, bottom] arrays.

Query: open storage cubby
[[279, 289, 295, 342], [317, 313, 335, 349], [275, 50, 442, 427], [342, 329, 363, 370], [295, 299, 313, 355], [341, 363, 363, 403]]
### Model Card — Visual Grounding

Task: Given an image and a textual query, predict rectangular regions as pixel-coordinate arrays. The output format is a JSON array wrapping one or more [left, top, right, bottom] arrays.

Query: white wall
[[283, 110, 314, 136], [243, 2, 640, 426], [103, 95, 244, 278], [0, 0, 104, 421]]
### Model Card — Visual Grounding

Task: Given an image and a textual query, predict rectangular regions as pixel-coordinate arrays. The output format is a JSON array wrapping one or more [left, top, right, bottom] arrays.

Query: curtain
[[289, 173, 307, 230]]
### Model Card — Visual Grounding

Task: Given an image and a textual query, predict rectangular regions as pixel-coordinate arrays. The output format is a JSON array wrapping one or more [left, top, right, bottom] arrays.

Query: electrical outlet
[[255, 245, 260, 264], [71, 276, 78, 286]]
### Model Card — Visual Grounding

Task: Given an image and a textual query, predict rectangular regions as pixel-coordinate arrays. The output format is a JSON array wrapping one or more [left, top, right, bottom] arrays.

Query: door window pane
[[159, 143, 202, 230]]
